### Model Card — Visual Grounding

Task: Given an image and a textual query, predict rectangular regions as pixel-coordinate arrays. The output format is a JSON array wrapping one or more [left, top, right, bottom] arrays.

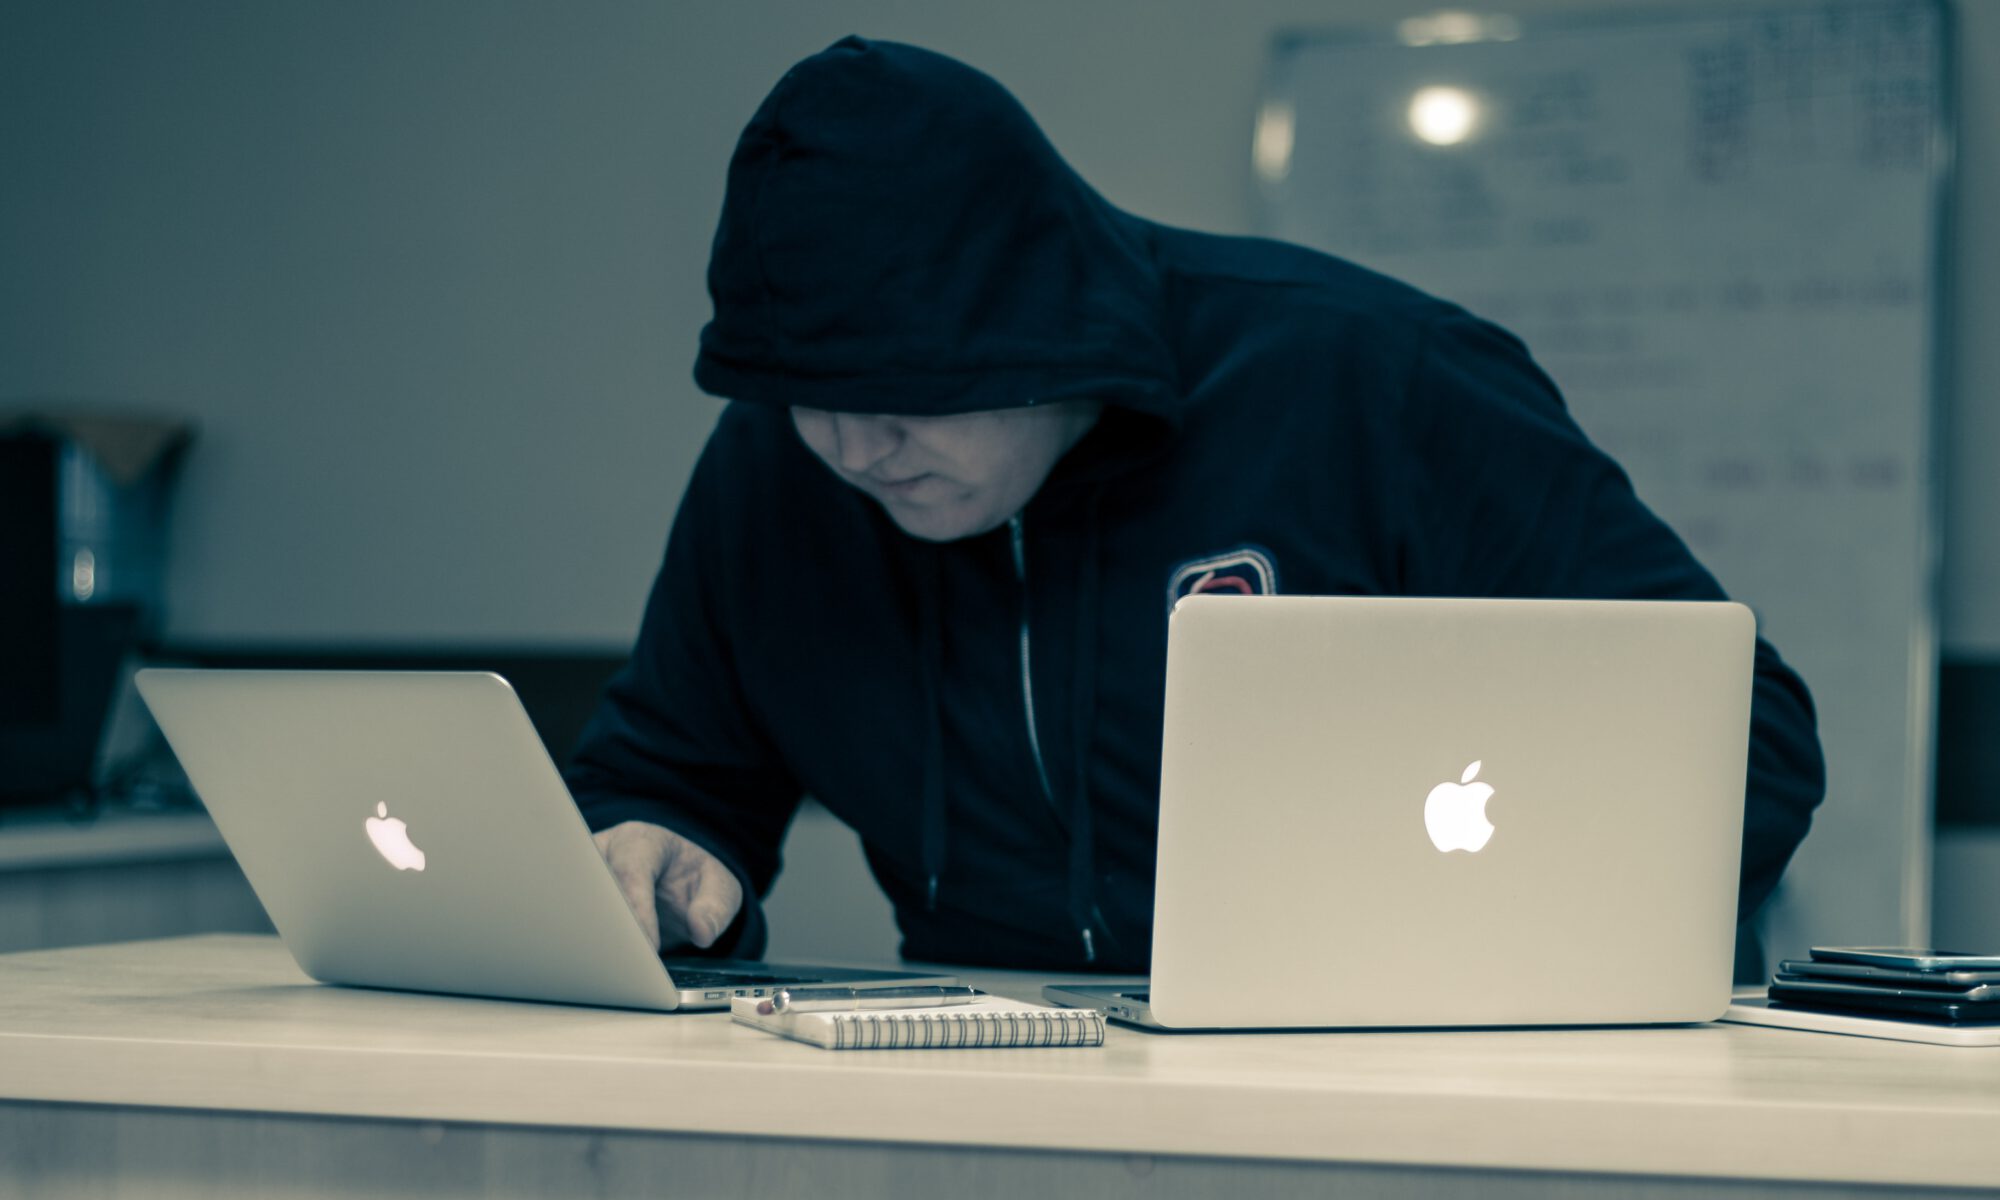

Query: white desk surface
[[2, 935, 1997, 1190]]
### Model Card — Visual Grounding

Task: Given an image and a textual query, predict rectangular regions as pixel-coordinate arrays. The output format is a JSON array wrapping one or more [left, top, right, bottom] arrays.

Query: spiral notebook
[[731, 994, 1106, 1050]]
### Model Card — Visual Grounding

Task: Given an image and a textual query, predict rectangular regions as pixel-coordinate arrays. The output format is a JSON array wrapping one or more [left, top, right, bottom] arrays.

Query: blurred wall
[[3, 0, 1995, 653]]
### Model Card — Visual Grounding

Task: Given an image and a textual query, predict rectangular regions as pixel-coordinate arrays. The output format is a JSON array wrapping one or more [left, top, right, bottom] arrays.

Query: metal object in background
[[0, 408, 194, 807]]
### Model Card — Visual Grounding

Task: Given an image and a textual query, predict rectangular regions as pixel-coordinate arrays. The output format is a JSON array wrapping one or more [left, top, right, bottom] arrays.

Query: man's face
[[791, 402, 1102, 542]]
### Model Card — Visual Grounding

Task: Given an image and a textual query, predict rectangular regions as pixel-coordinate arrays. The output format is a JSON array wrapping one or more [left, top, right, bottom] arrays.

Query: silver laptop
[[135, 669, 952, 1010], [1046, 595, 1754, 1029]]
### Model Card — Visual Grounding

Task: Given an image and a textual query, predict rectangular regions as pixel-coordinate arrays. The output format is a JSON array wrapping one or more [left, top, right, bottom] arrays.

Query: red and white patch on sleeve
[[1166, 546, 1278, 612]]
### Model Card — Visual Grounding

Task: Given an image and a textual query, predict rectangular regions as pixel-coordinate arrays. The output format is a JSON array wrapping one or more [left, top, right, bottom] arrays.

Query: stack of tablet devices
[[1769, 948, 2000, 1024]]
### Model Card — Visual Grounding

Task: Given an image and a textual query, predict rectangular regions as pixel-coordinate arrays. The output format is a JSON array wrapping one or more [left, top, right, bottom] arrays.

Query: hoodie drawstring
[[1067, 486, 1107, 963], [918, 545, 947, 910]]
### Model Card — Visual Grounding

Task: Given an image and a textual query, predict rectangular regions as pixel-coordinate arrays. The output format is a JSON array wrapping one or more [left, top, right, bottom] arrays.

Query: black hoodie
[[564, 37, 1825, 971]]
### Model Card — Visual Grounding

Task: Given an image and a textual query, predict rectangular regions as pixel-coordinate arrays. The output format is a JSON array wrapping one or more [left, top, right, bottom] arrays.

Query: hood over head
[[695, 36, 1178, 421]]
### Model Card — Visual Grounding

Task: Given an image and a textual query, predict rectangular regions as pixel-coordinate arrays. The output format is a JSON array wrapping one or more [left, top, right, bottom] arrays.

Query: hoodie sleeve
[[1399, 311, 1826, 923], [563, 430, 803, 960]]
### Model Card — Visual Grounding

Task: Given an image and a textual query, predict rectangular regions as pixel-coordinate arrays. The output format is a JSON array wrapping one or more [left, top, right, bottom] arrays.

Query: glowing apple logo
[[1424, 760, 1496, 853], [364, 801, 426, 871]]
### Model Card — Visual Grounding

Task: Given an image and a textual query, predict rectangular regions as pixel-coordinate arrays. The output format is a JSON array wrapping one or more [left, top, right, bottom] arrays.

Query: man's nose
[[829, 414, 901, 472]]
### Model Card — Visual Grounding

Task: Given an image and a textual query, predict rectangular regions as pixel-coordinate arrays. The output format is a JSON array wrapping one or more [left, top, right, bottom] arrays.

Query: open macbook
[[135, 669, 952, 1011], [1045, 595, 1755, 1030]]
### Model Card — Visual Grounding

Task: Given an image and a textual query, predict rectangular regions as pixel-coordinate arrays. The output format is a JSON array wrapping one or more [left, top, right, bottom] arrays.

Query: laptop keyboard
[[667, 968, 819, 988]]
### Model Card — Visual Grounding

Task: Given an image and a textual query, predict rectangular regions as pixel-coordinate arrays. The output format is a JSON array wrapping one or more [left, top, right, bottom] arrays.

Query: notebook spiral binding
[[827, 1008, 1106, 1049]]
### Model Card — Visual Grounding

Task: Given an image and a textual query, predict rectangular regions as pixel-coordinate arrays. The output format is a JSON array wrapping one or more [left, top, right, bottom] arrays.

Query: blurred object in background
[[0, 405, 194, 811]]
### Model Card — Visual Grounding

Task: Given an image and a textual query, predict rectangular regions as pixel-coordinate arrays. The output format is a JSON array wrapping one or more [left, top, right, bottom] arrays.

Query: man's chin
[[882, 502, 1004, 543]]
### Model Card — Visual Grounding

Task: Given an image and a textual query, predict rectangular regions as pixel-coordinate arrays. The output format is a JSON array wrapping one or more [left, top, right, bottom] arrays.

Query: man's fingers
[[655, 841, 744, 950], [679, 863, 745, 949], [592, 822, 743, 953], [622, 869, 663, 951], [594, 826, 663, 951]]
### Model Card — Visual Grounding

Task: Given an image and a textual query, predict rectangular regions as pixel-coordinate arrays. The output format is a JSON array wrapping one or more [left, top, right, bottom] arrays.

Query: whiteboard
[[1259, 0, 1946, 960]]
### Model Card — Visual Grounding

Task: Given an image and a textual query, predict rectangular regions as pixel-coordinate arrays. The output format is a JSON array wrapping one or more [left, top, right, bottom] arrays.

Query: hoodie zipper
[[1009, 514, 1097, 964]]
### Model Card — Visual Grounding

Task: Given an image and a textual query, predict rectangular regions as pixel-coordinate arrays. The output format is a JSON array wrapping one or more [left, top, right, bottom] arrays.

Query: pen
[[757, 985, 983, 1015]]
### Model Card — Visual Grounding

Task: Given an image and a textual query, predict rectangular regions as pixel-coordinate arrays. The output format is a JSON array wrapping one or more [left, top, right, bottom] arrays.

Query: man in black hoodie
[[566, 37, 1825, 973]]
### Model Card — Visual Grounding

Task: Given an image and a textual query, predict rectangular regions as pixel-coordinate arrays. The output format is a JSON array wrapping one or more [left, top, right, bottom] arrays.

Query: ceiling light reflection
[[1408, 86, 1481, 146], [1254, 100, 1295, 183]]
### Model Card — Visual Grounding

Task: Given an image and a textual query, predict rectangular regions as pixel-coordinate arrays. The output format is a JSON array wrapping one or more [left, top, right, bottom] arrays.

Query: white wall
[[1939, 0, 2000, 653], [5, 0, 1995, 652]]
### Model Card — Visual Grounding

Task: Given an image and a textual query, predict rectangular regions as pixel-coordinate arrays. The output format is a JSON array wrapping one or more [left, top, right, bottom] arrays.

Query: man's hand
[[591, 821, 745, 952]]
